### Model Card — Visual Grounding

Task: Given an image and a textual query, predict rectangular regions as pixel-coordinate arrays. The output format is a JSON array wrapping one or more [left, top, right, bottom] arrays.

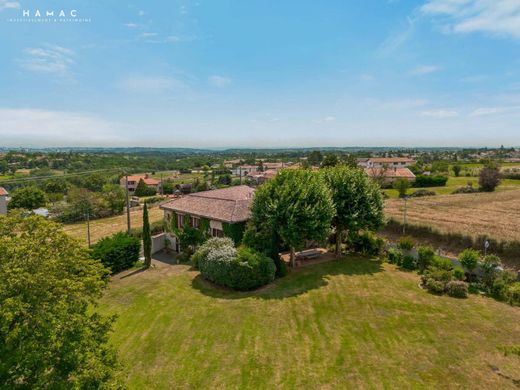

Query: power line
[[0, 168, 127, 185]]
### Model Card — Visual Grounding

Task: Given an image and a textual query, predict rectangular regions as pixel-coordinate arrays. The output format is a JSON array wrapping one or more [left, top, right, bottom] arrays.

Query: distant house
[[247, 169, 278, 184], [358, 157, 415, 169], [0, 187, 8, 215], [231, 165, 259, 177], [120, 174, 161, 194], [160, 185, 254, 251], [365, 167, 416, 184]]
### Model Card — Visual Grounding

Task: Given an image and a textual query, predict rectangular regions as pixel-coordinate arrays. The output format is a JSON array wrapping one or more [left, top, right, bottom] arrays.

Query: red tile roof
[[160, 185, 255, 223], [0, 187, 8, 196], [365, 167, 416, 179], [368, 157, 414, 164], [126, 176, 161, 185]]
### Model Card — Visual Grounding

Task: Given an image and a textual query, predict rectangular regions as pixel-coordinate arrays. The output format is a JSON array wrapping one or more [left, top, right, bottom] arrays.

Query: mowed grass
[[63, 206, 164, 244], [385, 189, 520, 242], [99, 257, 520, 389]]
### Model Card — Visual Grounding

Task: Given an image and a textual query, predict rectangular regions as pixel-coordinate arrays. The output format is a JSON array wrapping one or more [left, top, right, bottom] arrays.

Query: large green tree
[[0, 214, 119, 388], [8, 186, 47, 210], [322, 166, 385, 256], [246, 169, 335, 268]]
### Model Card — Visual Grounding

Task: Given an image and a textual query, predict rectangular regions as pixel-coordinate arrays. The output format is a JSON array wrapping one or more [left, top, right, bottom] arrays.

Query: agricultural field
[[384, 176, 520, 198], [99, 257, 520, 389], [62, 205, 164, 245], [385, 189, 520, 242]]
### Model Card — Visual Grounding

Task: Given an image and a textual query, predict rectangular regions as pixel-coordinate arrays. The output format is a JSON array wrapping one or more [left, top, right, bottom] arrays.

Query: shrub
[[191, 237, 234, 269], [452, 186, 479, 194], [414, 175, 448, 188], [387, 248, 402, 265], [490, 271, 518, 300], [397, 236, 414, 251], [409, 190, 436, 198], [479, 167, 500, 192], [196, 238, 276, 290], [446, 280, 468, 298], [481, 254, 501, 287], [417, 246, 435, 272], [90, 232, 141, 274], [401, 255, 417, 270], [426, 279, 445, 294], [431, 256, 453, 271], [453, 266, 465, 281], [507, 283, 520, 306], [458, 248, 480, 272], [348, 231, 385, 257]]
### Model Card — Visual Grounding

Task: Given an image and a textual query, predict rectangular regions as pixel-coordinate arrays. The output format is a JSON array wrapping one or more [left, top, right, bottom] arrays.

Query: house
[[358, 157, 415, 169], [247, 169, 278, 184], [231, 165, 259, 177], [160, 185, 254, 251], [365, 167, 416, 184], [120, 174, 161, 194], [0, 187, 8, 215]]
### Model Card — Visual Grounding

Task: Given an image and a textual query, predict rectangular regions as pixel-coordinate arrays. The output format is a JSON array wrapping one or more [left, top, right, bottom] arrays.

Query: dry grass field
[[63, 206, 164, 245], [385, 189, 520, 242]]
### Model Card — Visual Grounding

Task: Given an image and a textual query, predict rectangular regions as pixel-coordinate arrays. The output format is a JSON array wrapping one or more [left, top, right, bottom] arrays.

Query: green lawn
[[99, 257, 520, 389]]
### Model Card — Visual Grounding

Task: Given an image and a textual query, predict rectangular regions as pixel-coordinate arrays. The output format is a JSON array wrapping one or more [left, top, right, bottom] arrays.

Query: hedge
[[91, 232, 141, 274], [413, 175, 448, 188]]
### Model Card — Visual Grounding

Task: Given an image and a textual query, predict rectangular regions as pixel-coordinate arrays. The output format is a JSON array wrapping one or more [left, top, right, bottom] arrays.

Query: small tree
[[142, 203, 152, 268], [134, 178, 156, 197], [8, 186, 47, 210], [91, 232, 141, 274], [458, 248, 479, 273], [479, 167, 500, 192], [321, 154, 339, 168], [393, 179, 410, 198], [452, 164, 462, 177]]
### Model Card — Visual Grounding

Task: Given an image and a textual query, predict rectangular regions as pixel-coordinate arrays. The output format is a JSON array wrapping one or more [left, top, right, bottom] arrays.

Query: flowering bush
[[195, 238, 276, 290]]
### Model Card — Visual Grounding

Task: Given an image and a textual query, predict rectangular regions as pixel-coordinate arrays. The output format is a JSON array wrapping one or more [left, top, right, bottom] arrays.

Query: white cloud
[[411, 65, 441, 75], [375, 98, 429, 110], [377, 16, 416, 56], [0, 0, 20, 10], [0, 108, 125, 146], [469, 106, 520, 116], [421, 0, 520, 39], [138, 10, 145, 16], [208, 75, 231, 87], [116, 76, 183, 94], [19, 45, 75, 75], [138, 32, 158, 39], [324, 116, 336, 122], [421, 109, 459, 118], [124, 22, 140, 28]]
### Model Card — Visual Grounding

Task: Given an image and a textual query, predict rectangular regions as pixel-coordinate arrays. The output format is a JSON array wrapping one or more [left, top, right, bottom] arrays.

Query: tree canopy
[[8, 186, 47, 210], [321, 166, 384, 255], [246, 169, 335, 267], [0, 214, 119, 388]]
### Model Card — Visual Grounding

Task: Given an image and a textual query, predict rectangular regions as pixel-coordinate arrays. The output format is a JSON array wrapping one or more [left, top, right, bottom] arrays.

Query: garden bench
[[296, 249, 321, 259]]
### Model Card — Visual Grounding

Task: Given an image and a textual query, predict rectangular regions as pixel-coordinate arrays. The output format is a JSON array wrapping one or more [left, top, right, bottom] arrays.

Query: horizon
[[1, 1, 520, 147]]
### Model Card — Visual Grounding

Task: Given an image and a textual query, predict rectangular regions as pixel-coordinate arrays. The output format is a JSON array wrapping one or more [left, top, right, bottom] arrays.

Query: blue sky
[[1, 0, 520, 148]]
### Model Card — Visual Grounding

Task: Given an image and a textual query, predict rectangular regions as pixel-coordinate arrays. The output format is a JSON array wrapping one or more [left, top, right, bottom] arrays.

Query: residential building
[[0, 187, 8, 215], [231, 165, 259, 177], [365, 167, 416, 184], [358, 157, 415, 169], [160, 185, 254, 251], [120, 174, 161, 194]]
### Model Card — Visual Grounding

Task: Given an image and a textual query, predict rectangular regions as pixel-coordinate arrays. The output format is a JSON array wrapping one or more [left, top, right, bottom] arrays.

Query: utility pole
[[86, 210, 91, 247], [402, 196, 408, 235], [160, 173, 164, 195], [125, 174, 131, 234]]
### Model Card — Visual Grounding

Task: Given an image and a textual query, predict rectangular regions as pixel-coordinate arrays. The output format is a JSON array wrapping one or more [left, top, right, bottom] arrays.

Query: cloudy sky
[[1, 0, 520, 148]]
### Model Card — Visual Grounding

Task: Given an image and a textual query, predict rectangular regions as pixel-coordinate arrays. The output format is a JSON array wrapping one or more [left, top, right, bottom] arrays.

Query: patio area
[[280, 248, 337, 267]]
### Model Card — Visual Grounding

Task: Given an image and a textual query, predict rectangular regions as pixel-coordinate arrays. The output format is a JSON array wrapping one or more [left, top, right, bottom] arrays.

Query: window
[[191, 216, 200, 228], [211, 228, 224, 238], [176, 213, 184, 229]]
